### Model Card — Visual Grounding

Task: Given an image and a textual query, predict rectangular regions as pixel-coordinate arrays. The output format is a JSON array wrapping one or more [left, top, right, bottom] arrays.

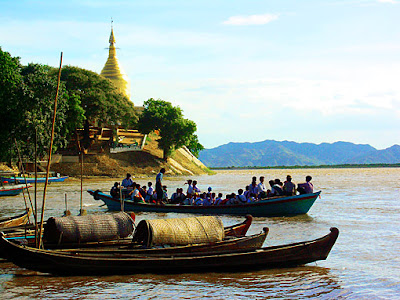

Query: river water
[[0, 168, 399, 299]]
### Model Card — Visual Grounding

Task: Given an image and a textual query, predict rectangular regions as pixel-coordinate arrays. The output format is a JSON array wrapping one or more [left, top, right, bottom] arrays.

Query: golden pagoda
[[101, 24, 131, 100]]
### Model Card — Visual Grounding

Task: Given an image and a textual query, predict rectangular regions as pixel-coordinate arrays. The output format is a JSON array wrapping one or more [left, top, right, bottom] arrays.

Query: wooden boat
[[1, 176, 68, 184], [0, 184, 31, 196], [53, 227, 269, 257], [0, 209, 32, 229], [0, 227, 339, 275], [88, 189, 320, 217], [1, 215, 253, 251]]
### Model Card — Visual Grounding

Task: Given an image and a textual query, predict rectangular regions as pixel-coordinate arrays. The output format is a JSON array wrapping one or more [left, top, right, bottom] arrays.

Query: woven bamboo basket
[[133, 216, 225, 247], [43, 212, 135, 244]]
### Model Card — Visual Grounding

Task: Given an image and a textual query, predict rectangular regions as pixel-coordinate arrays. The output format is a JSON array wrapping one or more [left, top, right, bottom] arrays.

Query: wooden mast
[[38, 52, 63, 248]]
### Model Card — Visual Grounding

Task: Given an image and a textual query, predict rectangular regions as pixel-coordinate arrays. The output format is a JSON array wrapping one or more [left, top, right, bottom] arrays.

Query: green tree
[[16, 63, 73, 158], [0, 47, 24, 160], [186, 134, 204, 158], [138, 98, 203, 160], [59, 66, 137, 128]]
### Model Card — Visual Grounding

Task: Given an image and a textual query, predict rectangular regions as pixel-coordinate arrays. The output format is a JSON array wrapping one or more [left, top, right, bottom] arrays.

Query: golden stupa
[[100, 24, 131, 100]]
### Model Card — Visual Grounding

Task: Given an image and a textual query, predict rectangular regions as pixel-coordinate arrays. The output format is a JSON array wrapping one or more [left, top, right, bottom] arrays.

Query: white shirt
[[257, 182, 267, 193], [187, 184, 193, 195]]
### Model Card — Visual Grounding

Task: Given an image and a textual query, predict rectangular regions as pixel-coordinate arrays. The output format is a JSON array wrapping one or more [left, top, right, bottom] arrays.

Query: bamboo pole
[[13, 139, 35, 219], [38, 52, 63, 248], [34, 128, 38, 247]]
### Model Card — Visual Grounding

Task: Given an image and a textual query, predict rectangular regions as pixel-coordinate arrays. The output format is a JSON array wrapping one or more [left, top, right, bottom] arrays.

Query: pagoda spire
[[100, 20, 131, 101]]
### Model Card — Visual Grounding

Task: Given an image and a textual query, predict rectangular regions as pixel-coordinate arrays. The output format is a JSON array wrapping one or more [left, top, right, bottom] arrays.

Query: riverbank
[[0, 137, 212, 178]]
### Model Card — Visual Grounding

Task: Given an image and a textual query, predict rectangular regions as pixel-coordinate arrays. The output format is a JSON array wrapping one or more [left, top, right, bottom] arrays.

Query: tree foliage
[[59, 66, 137, 128], [0, 48, 136, 161], [0, 47, 24, 159], [138, 98, 203, 160]]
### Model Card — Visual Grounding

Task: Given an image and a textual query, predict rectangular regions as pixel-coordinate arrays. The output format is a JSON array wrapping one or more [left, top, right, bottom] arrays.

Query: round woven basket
[[133, 216, 225, 247], [44, 212, 135, 244]]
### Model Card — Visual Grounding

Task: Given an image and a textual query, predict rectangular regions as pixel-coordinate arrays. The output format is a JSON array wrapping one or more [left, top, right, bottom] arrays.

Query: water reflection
[[1, 263, 342, 299]]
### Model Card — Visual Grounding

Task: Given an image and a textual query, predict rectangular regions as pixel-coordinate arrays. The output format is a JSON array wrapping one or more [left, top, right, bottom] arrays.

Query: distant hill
[[198, 140, 400, 167]]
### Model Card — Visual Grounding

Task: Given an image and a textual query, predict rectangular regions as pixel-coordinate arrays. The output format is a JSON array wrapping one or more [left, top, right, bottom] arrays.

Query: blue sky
[[1, 0, 399, 149]]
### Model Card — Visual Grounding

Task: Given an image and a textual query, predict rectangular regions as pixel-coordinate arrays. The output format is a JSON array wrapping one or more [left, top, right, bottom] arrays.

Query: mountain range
[[198, 140, 400, 167]]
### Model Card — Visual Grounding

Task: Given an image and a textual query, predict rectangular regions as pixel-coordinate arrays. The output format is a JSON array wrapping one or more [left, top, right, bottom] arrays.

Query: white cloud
[[222, 13, 279, 26], [377, 0, 398, 3]]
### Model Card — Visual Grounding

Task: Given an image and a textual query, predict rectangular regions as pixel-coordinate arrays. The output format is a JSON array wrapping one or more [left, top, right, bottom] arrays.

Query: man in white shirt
[[257, 176, 267, 199]]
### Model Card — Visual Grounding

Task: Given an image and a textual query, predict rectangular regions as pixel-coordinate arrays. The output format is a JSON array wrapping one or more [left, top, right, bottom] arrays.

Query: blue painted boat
[[88, 190, 320, 217], [1, 176, 68, 184], [0, 184, 31, 197]]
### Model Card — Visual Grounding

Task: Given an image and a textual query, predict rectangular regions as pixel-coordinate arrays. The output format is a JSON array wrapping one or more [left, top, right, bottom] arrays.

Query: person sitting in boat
[[283, 175, 296, 196], [121, 173, 133, 188], [185, 179, 193, 198], [162, 185, 168, 202], [214, 193, 224, 205], [243, 185, 250, 199], [273, 179, 284, 196], [225, 193, 238, 205], [249, 177, 259, 197], [193, 193, 204, 205], [146, 182, 155, 202], [193, 180, 201, 194], [110, 182, 120, 199], [248, 193, 257, 202], [257, 176, 268, 199], [203, 192, 214, 206], [297, 176, 314, 194], [206, 186, 212, 198], [170, 188, 185, 204], [236, 189, 247, 204], [130, 184, 145, 203], [140, 185, 147, 199]]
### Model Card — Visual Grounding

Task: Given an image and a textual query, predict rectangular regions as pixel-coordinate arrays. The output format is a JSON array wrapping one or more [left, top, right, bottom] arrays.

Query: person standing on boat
[[186, 179, 193, 199], [155, 168, 166, 205], [121, 173, 133, 188], [297, 176, 314, 194], [193, 180, 201, 194], [257, 176, 268, 199], [283, 175, 296, 196]]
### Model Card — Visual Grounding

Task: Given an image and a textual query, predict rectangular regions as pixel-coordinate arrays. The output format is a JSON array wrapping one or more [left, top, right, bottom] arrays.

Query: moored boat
[[0, 184, 31, 197], [1, 176, 68, 184], [88, 189, 320, 217], [1, 215, 253, 251], [0, 209, 32, 229], [0, 227, 339, 275]]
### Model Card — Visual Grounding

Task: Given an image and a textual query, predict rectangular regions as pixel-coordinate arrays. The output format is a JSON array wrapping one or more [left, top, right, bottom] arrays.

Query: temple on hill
[[100, 24, 131, 101]]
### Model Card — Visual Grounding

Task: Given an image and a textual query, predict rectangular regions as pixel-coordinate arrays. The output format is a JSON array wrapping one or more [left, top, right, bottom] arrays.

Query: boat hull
[[0, 184, 30, 196], [88, 190, 320, 217], [1, 176, 68, 184], [0, 227, 339, 275]]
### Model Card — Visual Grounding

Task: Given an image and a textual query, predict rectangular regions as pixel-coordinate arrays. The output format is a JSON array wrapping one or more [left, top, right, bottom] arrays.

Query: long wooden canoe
[[0, 227, 338, 275], [1, 215, 253, 254], [1, 176, 68, 184], [0, 209, 31, 229], [0, 184, 31, 196], [88, 189, 320, 217]]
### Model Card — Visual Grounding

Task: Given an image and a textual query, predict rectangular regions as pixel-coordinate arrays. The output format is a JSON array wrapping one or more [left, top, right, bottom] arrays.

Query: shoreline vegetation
[[211, 163, 400, 170]]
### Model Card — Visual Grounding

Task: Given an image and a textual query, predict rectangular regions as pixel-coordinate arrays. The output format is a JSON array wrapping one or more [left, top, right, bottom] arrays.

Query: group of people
[[110, 169, 314, 206]]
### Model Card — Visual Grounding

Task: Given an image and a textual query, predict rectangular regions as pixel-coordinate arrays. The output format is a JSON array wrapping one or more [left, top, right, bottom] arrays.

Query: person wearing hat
[[283, 175, 296, 196]]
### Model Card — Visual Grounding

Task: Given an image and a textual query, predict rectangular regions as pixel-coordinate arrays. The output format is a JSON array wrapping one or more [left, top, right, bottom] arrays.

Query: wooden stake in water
[[38, 52, 63, 249]]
